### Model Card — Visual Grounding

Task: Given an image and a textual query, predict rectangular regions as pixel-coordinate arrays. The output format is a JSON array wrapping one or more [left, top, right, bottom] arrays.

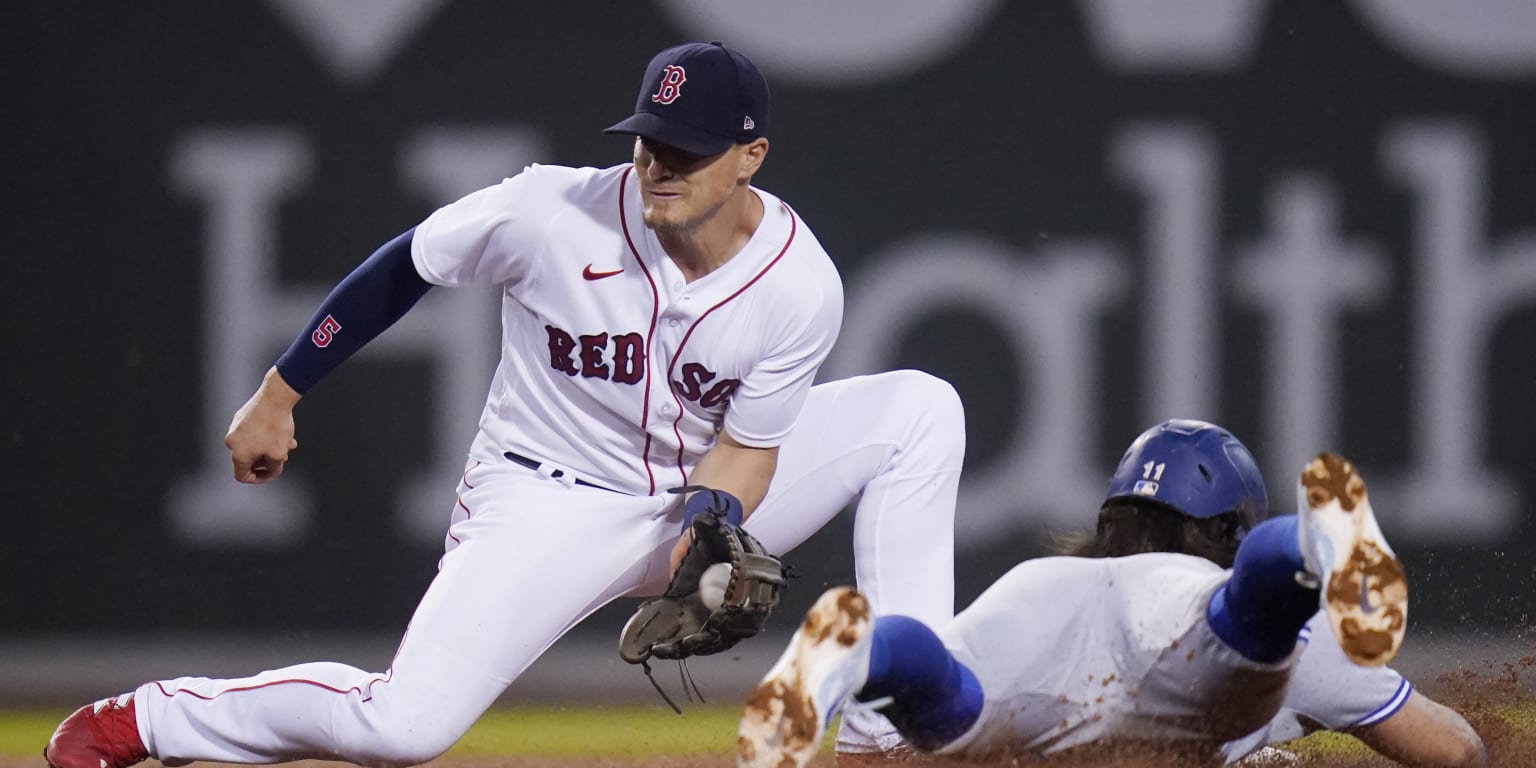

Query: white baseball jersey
[[937, 554, 1295, 759], [411, 162, 843, 494], [931, 553, 1409, 764]]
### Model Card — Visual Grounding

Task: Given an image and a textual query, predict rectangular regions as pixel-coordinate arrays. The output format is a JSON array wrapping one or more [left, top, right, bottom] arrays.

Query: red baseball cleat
[[44, 692, 149, 768]]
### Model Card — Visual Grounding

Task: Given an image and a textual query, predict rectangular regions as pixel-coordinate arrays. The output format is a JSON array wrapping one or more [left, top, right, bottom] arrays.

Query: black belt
[[503, 451, 619, 493]]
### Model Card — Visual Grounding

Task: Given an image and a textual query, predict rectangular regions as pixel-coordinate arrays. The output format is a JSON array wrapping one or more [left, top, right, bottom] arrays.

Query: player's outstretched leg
[[44, 692, 148, 768], [738, 587, 874, 768], [1297, 452, 1408, 666]]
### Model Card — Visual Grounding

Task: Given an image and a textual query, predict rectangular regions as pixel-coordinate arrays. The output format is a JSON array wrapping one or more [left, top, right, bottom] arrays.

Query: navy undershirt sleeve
[[274, 227, 432, 394]]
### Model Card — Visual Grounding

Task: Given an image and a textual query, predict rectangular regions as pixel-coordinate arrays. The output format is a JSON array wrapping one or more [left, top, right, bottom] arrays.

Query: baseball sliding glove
[[619, 497, 787, 665]]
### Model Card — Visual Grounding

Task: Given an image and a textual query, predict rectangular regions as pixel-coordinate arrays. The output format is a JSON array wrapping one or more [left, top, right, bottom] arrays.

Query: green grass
[[0, 706, 751, 758], [1278, 729, 1378, 761], [0, 711, 62, 757], [6, 699, 1533, 759], [452, 706, 744, 756]]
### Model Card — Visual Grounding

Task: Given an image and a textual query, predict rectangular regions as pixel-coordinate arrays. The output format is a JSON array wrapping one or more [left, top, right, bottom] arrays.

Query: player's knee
[[363, 733, 460, 768], [886, 370, 965, 456], [358, 713, 470, 767]]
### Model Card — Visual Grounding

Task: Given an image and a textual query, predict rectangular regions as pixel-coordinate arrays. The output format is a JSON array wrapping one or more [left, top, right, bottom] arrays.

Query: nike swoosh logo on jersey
[[583, 264, 624, 280]]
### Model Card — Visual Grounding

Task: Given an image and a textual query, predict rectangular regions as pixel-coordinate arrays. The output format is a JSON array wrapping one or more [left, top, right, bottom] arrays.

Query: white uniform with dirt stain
[[934, 553, 1408, 763]]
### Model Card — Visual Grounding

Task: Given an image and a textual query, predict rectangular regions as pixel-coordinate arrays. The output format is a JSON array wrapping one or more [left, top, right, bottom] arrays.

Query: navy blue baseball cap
[[605, 41, 770, 156]]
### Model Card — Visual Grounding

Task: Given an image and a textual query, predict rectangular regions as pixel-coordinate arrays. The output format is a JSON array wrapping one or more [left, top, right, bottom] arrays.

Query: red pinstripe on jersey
[[617, 167, 663, 495], [666, 202, 799, 487]]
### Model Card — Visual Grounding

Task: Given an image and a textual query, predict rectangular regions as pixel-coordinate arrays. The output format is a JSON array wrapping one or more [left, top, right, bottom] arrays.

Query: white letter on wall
[[1232, 176, 1389, 493], [1381, 123, 1527, 538], [168, 130, 318, 547], [1113, 124, 1222, 424], [826, 234, 1125, 542]]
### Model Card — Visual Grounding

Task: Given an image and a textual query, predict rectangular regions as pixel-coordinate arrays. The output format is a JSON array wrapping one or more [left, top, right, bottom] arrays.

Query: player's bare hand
[[225, 366, 303, 484]]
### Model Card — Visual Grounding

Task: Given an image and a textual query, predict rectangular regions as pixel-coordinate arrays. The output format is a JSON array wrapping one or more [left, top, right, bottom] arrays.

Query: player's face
[[633, 137, 760, 235]]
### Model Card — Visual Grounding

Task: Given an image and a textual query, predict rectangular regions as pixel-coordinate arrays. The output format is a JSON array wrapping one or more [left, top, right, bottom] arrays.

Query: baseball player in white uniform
[[44, 42, 961, 768], [740, 421, 1486, 767]]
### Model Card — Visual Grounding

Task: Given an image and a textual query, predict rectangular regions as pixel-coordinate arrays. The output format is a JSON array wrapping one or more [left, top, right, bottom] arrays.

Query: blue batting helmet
[[1104, 419, 1268, 522]]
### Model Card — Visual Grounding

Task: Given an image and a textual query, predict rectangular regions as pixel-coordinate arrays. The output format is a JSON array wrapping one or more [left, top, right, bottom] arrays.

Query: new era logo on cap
[[605, 41, 771, 156]]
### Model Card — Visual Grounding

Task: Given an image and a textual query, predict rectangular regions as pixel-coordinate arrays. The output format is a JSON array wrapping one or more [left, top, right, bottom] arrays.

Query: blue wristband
[[680, 488, 744, 530]]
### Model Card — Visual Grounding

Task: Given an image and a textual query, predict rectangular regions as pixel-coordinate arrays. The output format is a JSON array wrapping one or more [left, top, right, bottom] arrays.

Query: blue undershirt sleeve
[[1206, 515, 1321, 663], [274, 227, 432, 394]]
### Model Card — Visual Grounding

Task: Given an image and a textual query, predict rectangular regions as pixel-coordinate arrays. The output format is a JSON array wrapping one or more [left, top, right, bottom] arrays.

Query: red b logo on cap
[[651, 65, 687, 105]]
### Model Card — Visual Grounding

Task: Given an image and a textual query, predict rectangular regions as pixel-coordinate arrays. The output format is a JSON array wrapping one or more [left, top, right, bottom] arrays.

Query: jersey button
[[668, 318, 680, 327], [660, 404, 675, 416]]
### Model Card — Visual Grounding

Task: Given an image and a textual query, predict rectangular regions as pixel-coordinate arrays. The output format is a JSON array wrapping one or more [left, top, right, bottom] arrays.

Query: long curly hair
[[1056, 498, 1253, 569]]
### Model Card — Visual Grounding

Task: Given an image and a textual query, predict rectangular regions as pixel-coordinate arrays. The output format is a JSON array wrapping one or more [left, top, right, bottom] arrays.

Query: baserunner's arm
[[1351, 689, 1485, 767]]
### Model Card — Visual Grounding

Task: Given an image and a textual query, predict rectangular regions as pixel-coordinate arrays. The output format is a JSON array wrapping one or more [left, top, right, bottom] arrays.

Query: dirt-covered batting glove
[[619, 500, 787, 664]]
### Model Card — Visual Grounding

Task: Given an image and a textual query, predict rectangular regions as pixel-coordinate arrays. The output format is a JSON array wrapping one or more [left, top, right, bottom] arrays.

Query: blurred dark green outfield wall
[[4, 1, 1533, 636]]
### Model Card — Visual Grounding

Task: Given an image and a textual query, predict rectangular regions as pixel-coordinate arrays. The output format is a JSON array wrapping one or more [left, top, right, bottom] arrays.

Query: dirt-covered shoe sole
[[1297, 453, 1408, 666], [738, 587, 874, 768]]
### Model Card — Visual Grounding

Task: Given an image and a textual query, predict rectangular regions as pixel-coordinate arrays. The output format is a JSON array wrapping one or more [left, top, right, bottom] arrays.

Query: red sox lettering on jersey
[[545, 324, 740, 408], [410, 163, 843, 496], [672, 362, 740, 409], [544, 325, 646, 385]]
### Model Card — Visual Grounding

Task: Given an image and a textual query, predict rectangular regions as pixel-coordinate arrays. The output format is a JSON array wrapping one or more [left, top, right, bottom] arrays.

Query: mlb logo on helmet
[[1133, 480, 1160, 496], [605, 41, 770, 157]]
